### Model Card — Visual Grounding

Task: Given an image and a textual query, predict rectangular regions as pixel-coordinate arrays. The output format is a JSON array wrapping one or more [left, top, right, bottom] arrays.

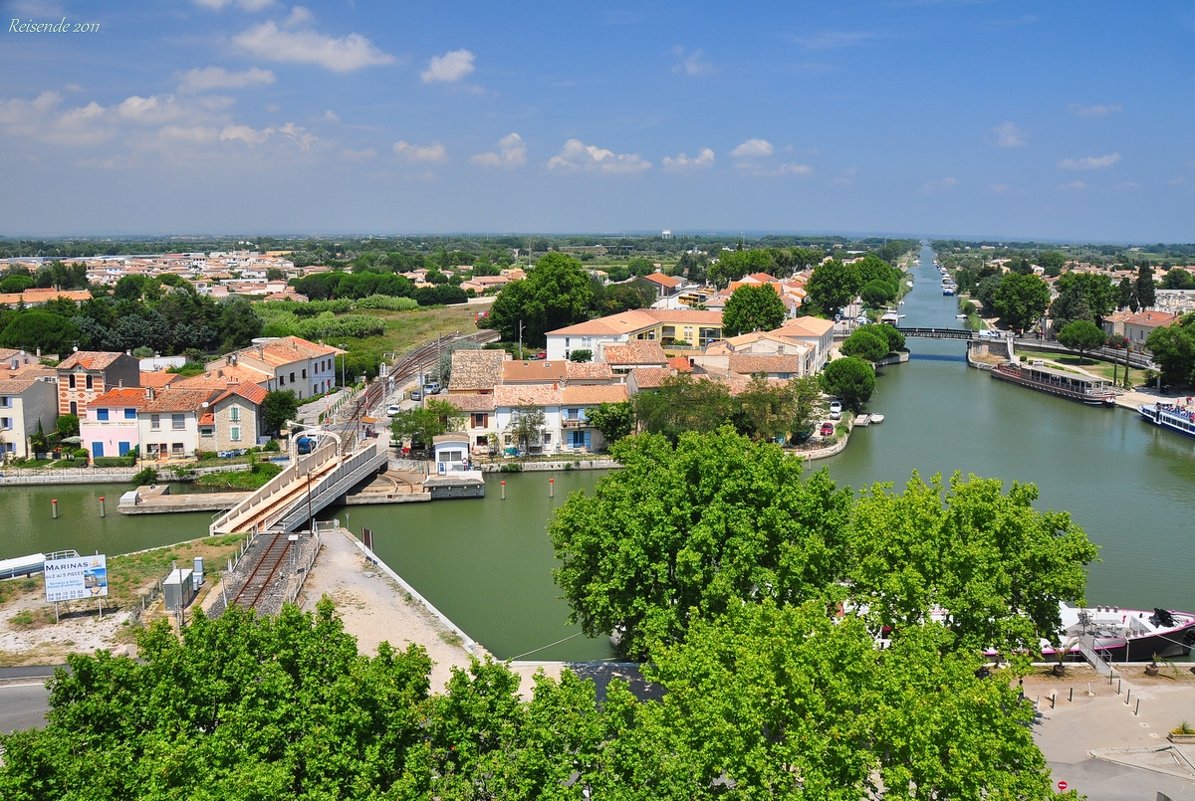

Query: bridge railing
[[209, 438, 338, 535], [273, 440, 387, 532]]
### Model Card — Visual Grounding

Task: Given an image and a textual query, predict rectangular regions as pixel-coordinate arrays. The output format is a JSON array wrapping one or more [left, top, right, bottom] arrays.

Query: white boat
[[869, 414, 884, 423], [1041, 605, 1195, 662], [1139, 403, 1195, 439], [905, 280, 913, 288]]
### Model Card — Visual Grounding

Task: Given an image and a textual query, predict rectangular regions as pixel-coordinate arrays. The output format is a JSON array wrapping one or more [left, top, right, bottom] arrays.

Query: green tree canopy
[[818, 356, 876, 410], [1055, 320, 1107, 363], [1050, 272, 1115, 332], [217, 298, 263, 353], [1145, 315, 1195, 386], [486, 253, 593, 346], [390, 399, 466, 449], [261, 390, 299, 435], [550, 428, 853, 659], [990, 273, 1050, 333], [720, 284, 786, 336], [804, 259, 863, 316], [839, 328, 890, 363], [585, 400, 635, 445], [1136, 264, 1157, 309], [0, 310, 81, 356], [631, 373, 734, 442], [859, 278, 897, 307]]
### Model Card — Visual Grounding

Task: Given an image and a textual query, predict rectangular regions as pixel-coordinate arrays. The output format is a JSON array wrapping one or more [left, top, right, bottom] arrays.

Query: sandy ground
[[0, 591, 135, 666]]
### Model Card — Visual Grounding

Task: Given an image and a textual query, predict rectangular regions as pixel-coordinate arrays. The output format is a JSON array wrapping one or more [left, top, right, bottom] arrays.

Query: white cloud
[[421, 49, 476, 83], [831, 167, 858, 187], [220, 124, 271, 145], [1059, 180, 1088, 191], [774, 162, 813, 176], [322, 109, 339, 123], [793, 31, 876, 51], [393, 140, 448, 162], [922, 176, 958, 192], [284, 5, 313, 27], [736, 160, 813, 177], [178, 66, 276, 93], [194, 0, 275, 10], [1058, 152, 1121, 170], [547, 138, 650, 174], [469, 133, 526, 168], [662, 147, 715, 171], [233, 21, 395, 73], [670, 46, 714, 76], [992, 121, 1026, 148], [216, 121, 317, 150], [730, 138, 774, 158], [159, 125, 220, 144], [340, 147, 377, 161], [1067, 103, 1123, 118], [989, 183, 1013, 194], [1167, 176, 1186, 187], [116, 95, 187, 123]]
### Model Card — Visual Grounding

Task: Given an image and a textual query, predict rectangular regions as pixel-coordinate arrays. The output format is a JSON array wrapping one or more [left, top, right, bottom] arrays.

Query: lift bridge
[[894, 326, 978, 340], [209, 433, 387, 536]]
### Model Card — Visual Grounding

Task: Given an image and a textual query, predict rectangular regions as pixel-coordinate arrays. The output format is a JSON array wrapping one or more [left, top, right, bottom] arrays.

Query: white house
[[138, 387, 218, 461], [493, 384, 562, 455], [0, 365, 57, 460]]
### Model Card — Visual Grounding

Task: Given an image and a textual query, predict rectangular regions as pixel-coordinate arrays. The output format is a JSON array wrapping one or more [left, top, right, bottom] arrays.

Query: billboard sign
[[44, 554, 108, 603]]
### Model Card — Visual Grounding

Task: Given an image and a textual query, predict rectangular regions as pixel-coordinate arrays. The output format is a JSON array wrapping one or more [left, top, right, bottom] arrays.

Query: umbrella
[[60, 436, 83, 444]]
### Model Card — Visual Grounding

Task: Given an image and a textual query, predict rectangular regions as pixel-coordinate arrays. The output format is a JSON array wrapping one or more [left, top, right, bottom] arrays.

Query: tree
[[55, 414, 79, 439], [217, 298, 263, 352], [567, 348, 592, 362], [846, 472, 1099, 656], [860, 322, 905, 352], [990, 273, 1050, 333], [632, 373, 734, 442], [486, 253, 592, 346], [720, 284, 786, 336], [585, 401, 634, 445], [1145, 317, 1195, 386], [804, 259, 862, 316], [860, 278, 897, 307], [1050, 272, 1115, 333], [261, 390, 299, 435], [1037, 251, 1067, 276], [839, 328, 890, 363], [734, 375, 798, 441], [390, 399, 466, 450], [1136, 264, 1157, 309], [1055, 320, 1107, 364], [0, 311, 81, 355], [1162, 268, 1195, 290], [1117, 275, 1134, 310], [549, 428, 853, 659], [818, 356, 876, 410], [505, 405, 546, 452]]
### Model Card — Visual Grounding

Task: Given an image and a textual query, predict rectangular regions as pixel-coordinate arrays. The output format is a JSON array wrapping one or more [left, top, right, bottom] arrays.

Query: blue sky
[[1, 0, 1192, 241]]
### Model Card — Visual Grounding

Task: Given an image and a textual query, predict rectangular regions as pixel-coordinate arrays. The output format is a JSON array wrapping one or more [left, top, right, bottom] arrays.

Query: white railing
[[209, 439, 338, 535]]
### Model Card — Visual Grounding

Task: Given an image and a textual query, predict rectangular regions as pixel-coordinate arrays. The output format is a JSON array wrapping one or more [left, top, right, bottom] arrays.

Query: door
[[92, 442, 104, 458], [118, 442, 131, 456]]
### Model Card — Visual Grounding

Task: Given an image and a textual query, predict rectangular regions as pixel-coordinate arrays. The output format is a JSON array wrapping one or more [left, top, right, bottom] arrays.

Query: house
[[772, 316, 836, 372], [138, 387, 219, 461], [198, 383, 269, 453], [559, 384, 629, 452], [545, 309, 723, 361], [502, 359, 568, 385], [601, 341, 669, 374], [458, 275, 513, 294], [447, 350, 507, 395], [1124, 310, 1180, 351], [172, 361, 272, 393], [441, 393, 498, 453], [0, 365, 57, 460], [639, 271, 684, 300], [493, 384, 562, 455], [81, 387, 147, 460], [696, 331, 816, 378], [56, 351, 141, 417], [727, 354, 806, 381], [224, 336, 344, 399]]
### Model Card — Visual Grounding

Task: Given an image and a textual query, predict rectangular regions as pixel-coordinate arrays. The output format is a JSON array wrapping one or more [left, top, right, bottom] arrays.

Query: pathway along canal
[[3, 244, 1194, 661]]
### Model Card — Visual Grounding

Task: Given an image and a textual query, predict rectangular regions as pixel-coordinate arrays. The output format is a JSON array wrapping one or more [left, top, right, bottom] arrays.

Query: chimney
[[144, 387, 155, 400], [118, 379, 123, 388]]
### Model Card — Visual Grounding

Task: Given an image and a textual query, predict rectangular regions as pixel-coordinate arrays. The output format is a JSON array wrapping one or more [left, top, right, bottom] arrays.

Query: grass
[[341, 304, 483, 369], [1014, 349, 1143, 385], [102, 534, 247, 607], [196, 462, 282, 490]]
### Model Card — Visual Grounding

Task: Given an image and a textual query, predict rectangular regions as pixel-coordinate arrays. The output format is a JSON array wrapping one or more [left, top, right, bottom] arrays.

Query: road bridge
[[895, 326, 978, 340]]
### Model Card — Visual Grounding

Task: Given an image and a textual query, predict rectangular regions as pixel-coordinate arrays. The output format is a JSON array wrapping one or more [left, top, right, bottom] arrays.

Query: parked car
[[386, 404, 402, 417], [422, 381, 441, 395], [410, 389, 422, 402], [829, 400, 843, 420], [531, 351, 547, 360], [820, 422, 835, 437]]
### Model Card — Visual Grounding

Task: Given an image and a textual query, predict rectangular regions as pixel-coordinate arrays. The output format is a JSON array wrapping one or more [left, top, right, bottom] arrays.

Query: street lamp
[[337, 344, 347, 389]]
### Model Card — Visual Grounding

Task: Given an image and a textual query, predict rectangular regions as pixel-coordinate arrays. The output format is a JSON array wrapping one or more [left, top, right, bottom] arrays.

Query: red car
[[820, 422, 835, 437]]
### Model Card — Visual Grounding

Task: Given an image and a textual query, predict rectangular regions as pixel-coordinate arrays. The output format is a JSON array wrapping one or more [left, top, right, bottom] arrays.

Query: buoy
[[549, 477, 555, 498]]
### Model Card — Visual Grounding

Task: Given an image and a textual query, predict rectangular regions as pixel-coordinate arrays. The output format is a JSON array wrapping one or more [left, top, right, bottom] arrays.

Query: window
[[301, 368, 307, 379], [171, 413, 185, 430], [471, 413, 488, 428], [1, 417, 11, 430], [0, 396, 9, 408], [150, 414, 160, 430], [85, 375, 93, 390], [96, 408, 109, 421], [171, 443, 184, 456], [290, 371, 296, 383], [70, 401, 77, 415], [542, 432, 552, 444], [68, 374, 76, 389], [279, 375, 285, 386], [124, 408, 136, 419], [230, 426, 241, 442], [229, 405, 240, 422], [200, 426, 214, 437]]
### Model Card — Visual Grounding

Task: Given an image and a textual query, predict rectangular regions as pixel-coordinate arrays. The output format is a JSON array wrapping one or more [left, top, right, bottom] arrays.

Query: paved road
[[0, 681, 51, 732]]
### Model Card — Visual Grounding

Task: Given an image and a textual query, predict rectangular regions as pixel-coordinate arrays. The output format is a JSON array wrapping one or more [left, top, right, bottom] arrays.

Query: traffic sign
[[1057, 780, 1068, 792]]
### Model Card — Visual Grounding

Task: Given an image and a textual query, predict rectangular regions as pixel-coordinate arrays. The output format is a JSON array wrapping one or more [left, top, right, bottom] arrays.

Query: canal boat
[[1138, 402, 1195, 439], [1040, 605, 1195, 662], [990, 361, 1116, 406]]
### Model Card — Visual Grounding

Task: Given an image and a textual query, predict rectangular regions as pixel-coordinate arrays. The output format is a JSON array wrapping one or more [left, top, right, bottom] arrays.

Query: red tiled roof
[[57, 351, 126, 371], [603, 340, 668, 366], [87, 387, 150, 409], [561, 384, 628, 404], [139, 371, 180, 389]]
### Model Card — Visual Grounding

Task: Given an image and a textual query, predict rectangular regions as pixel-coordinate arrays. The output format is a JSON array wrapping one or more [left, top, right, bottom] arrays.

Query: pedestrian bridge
[[896, 326, 978, 340], [209, 437, 388, 535]]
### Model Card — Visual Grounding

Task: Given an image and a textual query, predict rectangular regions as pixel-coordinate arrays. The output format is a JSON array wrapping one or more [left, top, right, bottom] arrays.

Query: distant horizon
[[3, 2, 1191, 242]]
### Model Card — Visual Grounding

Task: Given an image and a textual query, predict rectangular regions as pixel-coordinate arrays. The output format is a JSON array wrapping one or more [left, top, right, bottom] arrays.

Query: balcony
[[561, 417, 589, 429]]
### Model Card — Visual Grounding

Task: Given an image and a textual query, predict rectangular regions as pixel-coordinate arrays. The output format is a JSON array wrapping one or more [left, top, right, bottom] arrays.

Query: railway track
[[229, 532, 292, 611]]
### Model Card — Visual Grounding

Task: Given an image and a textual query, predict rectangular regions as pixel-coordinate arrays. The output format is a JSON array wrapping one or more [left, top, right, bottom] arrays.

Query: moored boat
[[1041, 604, 1195, 662], [990, 361, 1116, 406], [869, 413, 884, 423], [1138, 402, 1195, 439]]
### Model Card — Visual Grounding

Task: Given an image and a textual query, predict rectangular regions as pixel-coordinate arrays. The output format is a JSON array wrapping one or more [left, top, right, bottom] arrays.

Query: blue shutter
[[118, 442, 131, 456], [92, 442, 104, 457], [96, 408, 109, 421], [584, 430, 592, 450]]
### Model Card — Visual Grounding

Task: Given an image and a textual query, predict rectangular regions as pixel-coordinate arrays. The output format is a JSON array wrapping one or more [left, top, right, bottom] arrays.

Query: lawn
[[1014, 349, 1142, 384], [343, 304, 486, 369]]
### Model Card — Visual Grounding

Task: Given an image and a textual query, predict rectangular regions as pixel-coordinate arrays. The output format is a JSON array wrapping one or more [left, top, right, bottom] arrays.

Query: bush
[[498, 462, 523, 473], [72, 447, 89, 460], [132, 466, 159, 485], [93, 455, 136, 468], [263, 439, 281, 452]]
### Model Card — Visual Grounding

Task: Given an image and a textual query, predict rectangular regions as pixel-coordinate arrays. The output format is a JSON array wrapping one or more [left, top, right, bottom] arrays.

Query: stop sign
[[1057, 780, 1068, 792]]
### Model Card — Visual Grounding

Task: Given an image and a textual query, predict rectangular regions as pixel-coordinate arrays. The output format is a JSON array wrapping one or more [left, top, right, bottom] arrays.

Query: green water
[[4, 246, 1194, 661]]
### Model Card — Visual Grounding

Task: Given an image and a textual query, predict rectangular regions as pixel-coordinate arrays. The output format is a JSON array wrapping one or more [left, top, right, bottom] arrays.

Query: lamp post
[[337, 344, 347, 389]]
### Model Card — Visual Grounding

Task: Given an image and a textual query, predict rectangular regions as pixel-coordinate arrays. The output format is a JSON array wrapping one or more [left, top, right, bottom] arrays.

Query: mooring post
[[51, 498, 58, 519], [1069, 687, 1073, 702], [549, 477, 555, 498], [501, 480, 506, 500], [1135, 698, 1140, 716], [99, 495, 105, 518], [1117, 678, 1122, 694]]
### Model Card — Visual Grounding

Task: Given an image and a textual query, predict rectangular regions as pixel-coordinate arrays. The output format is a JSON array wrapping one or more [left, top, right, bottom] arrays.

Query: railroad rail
[[228, 532, 291, 611]]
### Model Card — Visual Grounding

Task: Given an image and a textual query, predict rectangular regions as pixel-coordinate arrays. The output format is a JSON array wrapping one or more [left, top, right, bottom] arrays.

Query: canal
[[3, 243, 1194, 661]]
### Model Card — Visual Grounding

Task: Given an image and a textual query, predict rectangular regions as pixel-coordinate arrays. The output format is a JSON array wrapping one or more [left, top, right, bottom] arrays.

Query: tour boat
[[1138, 402, 1195, 440], [1040, 605, 1195, 662], [990, 361, 1116, 406]]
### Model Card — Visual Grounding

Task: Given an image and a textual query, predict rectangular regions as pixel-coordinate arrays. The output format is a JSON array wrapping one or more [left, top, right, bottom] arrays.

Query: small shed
[[163, 568, 197, 612], [431, 433, 470, 474]]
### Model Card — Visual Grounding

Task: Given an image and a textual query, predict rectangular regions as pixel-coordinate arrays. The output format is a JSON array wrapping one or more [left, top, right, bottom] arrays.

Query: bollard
[[1117, 678, 1121, 694], [51, 498, 59, 519], [501, 480, 506, 500], [1050, 690, 1056, 709], [1125, 689, 1131, 705], [1069, 687, 1073, 702], [99, 496, 106, 518], [1135, 698, 1140, 716], [549, 477, 555, 498]]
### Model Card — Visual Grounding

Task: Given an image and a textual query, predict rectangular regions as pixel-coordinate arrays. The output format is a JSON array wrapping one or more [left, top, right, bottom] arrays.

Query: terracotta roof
[[641, 272, 682, 288], [561, 384, 629, 405], [564, 361, 615, 381], [212, 382, 269, 406], [237, 336, 343, 368], [87, 387, 150, 409], [0, 366, 56, 394], [549, 308, 722, 337], [629, 367, 675, 389], [494, 384, 562, 407], [139, 371, 180, 389], [728, 354, 804, 375], [667, 356, 693, 373], [776, 316, 835, 337], [442, 393, 497, 413], [502, 360, 568, 383], [173, 362, 271, 390], [603, 340, 668, 366], [1125, 311, 1180, 327], [57, 351, 127, 371], [449, 349, 507, 391], [141, 388, 220, 414]]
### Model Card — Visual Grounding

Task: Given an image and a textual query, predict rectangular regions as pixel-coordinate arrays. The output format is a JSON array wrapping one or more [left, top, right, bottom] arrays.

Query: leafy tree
[[840, 328, 890, 363], [707, 248, 776, 287], [0, 273, 34, 294], [1037, 251, 1067, 276], [55, 414, 80, 439], [1145, 316, 1195, 386], [859, 278, 897, 307], [804, 259, 863, 316], [1050, 272, 1115, 333], [846, 472, 1099, 656], [567, 348, 593, 363], [1117, 275, 1134, 310], [0, 311, 81, 355], [1055, 320, 1107, 363], [549, 428, 852, 659], [261, 390, 299, 435], [860, 322, 905, 352], [505, 405, 546, 452], [990, 273, 1050, 333], [720, 284, 786, 336], [585, 401, 635, 445], [734, 375, 798, 442], [632, 373, 734, 442], [1136, 263, 1157, 309], [390, 399, 466, 449], [1162, 268, 1195, 289], [217, 298, 263, 352], [818, 356, 876, 410], [626, 256, 656, 277], [486, 253, 592, 346]]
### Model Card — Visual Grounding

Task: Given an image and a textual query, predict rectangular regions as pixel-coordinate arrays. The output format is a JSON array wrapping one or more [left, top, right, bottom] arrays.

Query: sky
[[1, 0, 1193, 242]]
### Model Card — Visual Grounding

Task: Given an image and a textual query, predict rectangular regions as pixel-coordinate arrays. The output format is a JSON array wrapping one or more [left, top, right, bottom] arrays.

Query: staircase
[[209, 438, 387, 535]]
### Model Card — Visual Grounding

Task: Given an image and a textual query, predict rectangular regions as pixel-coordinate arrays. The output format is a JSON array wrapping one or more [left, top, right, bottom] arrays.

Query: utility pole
[[518, 318, 524, 359]]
